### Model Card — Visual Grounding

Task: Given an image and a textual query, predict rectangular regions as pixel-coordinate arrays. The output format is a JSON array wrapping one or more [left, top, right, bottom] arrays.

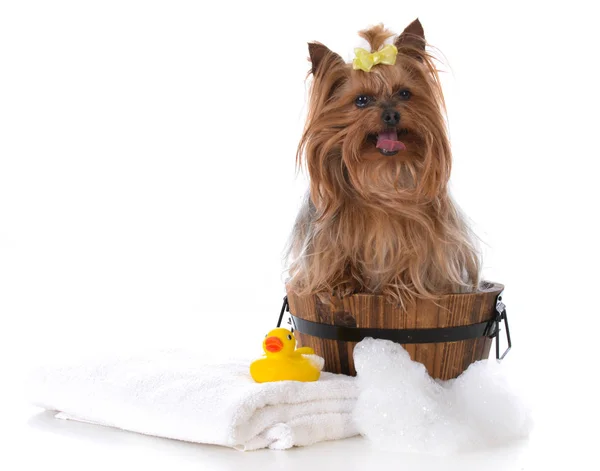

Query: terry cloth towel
[[27, 349, 359, 451]]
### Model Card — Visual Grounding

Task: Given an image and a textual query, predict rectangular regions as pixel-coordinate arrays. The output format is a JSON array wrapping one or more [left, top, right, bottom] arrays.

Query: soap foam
[[353, 338, 532, 454]]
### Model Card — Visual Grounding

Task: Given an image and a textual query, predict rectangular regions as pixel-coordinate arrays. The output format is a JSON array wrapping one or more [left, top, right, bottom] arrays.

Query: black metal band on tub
[[289, 314, 497, 344], [277, 294, 511, 360]]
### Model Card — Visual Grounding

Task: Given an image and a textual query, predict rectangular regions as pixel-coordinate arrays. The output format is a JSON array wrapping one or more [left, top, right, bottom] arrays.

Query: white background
[[1, 1, 599, 469]]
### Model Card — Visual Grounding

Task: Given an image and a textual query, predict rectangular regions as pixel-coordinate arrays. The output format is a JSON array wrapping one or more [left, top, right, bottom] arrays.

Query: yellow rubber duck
[[250, 328, 324, 383]]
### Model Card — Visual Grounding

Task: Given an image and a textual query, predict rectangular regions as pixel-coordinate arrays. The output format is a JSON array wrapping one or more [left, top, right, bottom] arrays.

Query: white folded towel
[[27, 349, 359, 450]]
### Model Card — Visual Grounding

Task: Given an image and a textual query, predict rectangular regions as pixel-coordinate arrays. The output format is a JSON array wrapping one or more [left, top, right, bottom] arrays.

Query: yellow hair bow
[[352, 44, 398, 72]]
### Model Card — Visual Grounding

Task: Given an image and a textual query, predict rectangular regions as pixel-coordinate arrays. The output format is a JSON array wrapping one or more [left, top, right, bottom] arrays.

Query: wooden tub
[[286, 282, 504, 380]]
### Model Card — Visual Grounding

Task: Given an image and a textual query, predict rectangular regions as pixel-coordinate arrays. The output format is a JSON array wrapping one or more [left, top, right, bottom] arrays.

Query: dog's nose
[[381, 109, 400, 126]]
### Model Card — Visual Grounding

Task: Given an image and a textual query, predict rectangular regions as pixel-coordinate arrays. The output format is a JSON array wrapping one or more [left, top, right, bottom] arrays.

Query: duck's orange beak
[[265, 336, 283, 353]]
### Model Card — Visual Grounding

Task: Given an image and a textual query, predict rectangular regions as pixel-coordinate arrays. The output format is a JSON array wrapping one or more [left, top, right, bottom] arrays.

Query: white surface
[[12, 407, 532, 471], [1, 0, 599, 469], [0, 402, 586, 471]]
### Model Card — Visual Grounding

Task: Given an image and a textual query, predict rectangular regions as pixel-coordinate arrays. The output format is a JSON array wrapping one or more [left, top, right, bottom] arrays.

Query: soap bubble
[[353, 338, 532, 454]]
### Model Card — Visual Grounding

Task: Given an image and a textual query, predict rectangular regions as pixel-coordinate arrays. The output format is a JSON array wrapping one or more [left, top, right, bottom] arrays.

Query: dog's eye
[[398, 89, 412, 100], [355, 95, 371, 107]]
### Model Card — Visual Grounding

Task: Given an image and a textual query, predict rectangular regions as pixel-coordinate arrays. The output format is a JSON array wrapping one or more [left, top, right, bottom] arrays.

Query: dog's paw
[[332, 283, 357, 299]]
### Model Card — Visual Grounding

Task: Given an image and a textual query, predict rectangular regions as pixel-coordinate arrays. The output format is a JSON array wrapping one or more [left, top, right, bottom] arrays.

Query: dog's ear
[[308, 42, 344, 75], [395, 18, 426, 52]]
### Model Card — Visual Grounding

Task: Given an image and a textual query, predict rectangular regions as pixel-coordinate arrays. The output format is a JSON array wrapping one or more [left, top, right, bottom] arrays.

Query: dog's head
[[300, 20, 451, 214]]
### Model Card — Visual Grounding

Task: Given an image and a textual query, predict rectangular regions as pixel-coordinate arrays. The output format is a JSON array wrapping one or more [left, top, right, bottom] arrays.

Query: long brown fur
[[285, 19, 481, 307]]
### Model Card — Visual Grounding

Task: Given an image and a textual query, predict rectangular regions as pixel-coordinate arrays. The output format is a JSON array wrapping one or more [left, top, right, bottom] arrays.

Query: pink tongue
[[376, 129, 406, 152]]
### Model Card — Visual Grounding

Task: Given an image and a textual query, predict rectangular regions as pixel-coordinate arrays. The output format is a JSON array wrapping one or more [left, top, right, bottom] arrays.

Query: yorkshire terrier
[[285, 19, 481, 307]]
